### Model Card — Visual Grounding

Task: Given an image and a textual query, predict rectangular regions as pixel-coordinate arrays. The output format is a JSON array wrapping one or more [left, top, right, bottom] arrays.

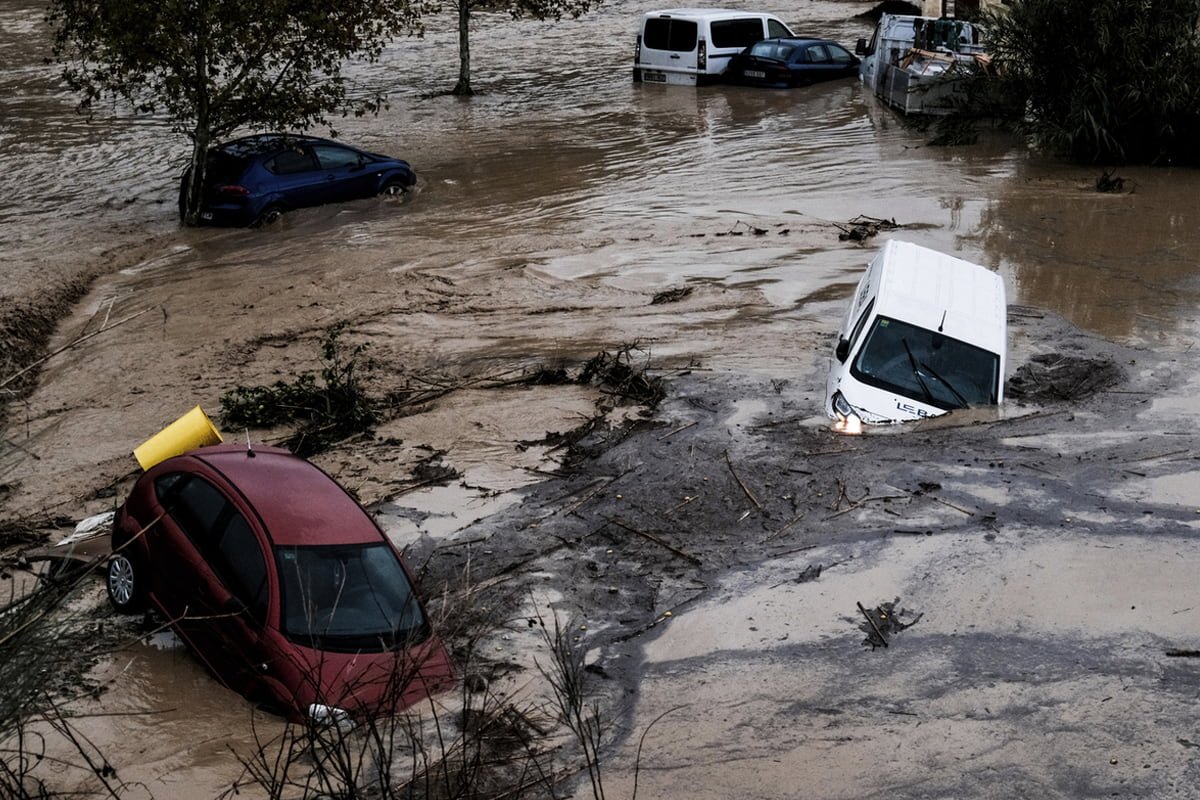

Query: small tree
[[48, 0, 430, 224], [449, 0, 602, 95], [981, 0, 1200, 164]]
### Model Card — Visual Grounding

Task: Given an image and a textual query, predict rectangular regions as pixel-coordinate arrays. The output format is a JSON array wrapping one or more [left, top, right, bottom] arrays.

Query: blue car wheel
[[253, 205, 285, 227], [378, 176, 411, 197]]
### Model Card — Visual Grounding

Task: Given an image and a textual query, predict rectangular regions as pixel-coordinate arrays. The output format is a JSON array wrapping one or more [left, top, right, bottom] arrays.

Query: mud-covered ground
[[7, 264, 1199, 798]]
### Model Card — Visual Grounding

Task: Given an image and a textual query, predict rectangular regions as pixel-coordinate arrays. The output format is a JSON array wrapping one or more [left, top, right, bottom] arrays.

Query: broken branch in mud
[[767, 544, 818, 558], [613, 593, 707, 644], [724, 451, 763, 511], [658, 420, 697, 440], [562, 480, 613, 517], [2, 437, 40, 461], [664, 494, 697, 516], [925, 494, 975, 516], [760, 512, 807, 543], [0, 307, 155, 390], [823, 494, 907, 521], [1165, 649, 1200, 658], [857, 602, 889, 649], [605, 517, 701, 566]]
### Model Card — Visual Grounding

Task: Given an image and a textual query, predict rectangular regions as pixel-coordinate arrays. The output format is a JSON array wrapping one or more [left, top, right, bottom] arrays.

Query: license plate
[[745, 69, 766, 79], [643, 70, 667, 83]]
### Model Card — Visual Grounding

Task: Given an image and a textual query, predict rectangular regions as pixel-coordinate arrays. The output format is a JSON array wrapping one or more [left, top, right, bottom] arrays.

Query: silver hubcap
[[384, 184, 403, 196], [109, 556, 135, 605]]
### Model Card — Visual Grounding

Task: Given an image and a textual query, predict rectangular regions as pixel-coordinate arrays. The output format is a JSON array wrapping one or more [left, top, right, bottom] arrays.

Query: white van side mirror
[[855, 37, 868, 56], [835, 337, 851, 362]]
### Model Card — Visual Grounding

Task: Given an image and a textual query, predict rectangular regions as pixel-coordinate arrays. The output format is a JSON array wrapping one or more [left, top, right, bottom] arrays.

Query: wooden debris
[[835, 215, 900, 243], [857, 601, 889, 649], [724, 450, 762, 511], [606, 517, 701, 566]]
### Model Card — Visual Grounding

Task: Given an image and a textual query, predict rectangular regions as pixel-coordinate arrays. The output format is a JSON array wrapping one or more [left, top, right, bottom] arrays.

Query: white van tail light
[[698, 39, 707, 70], [635, 33, 642, 62]]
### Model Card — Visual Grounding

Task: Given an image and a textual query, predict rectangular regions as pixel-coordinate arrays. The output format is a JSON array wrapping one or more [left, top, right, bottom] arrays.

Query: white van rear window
[[644, 18, 698, 52]]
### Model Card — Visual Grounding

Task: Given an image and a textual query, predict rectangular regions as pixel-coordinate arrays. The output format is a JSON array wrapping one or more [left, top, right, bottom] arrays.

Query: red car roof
[[186, 444, 383, 547]]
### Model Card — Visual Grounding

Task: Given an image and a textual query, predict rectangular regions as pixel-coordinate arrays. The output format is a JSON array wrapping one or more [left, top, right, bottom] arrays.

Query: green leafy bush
[[982, 0, 1200, 164], [220, 324, 376, 455]]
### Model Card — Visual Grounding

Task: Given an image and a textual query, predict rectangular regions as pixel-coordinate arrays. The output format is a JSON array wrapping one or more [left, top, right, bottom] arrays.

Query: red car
[[106, 443, 453, 720]]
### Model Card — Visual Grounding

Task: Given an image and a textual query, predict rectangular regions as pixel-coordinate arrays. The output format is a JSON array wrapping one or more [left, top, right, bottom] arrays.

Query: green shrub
[[982, 0, 1200, 164], [220, 323, 376, 456]]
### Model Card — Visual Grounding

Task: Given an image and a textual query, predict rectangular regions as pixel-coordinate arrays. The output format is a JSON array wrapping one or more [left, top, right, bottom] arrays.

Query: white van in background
[[634, 8, 794, 86], [825, 240, 1007, 429]]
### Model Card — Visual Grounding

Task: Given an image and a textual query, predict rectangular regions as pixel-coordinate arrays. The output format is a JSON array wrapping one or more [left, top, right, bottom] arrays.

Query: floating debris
[[651, 287, 694, 306], [1096, 170, 1129, 193], [836, 215, 900, 242], [795, 563, 824, 583], [858, 597, 923, 650]]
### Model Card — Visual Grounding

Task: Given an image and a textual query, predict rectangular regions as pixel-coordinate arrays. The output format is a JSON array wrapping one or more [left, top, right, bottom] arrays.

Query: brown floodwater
[[3, 0, 1200, 796]]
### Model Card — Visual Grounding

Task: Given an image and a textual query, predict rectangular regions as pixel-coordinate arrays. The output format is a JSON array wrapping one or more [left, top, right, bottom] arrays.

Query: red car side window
[[154, 472, 268, 619], [217, 513, 269, 621]]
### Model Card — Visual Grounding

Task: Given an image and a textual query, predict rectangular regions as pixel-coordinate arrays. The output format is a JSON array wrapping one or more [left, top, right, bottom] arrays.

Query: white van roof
[[643, 7, 782, 20], [873, 240, 1006, 356]]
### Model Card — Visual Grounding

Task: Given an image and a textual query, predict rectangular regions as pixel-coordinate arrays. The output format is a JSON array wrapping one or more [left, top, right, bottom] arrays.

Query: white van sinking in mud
[[825, 240, 1006, 430], [633, 8, 794, 86]]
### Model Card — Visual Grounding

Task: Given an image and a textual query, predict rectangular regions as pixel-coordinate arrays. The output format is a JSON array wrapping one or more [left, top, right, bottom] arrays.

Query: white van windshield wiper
[[901, 338, 936, 404], [920, 360, 969, 409]]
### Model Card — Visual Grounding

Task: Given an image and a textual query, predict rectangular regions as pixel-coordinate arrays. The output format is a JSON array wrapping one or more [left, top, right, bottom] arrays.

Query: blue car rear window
[[267, 149, 317, 175], [206, 152, 248, 184]]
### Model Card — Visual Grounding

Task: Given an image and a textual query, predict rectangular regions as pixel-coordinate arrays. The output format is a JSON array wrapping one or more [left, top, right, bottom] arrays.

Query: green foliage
[[46, 0, 431, 221], [981, 0, 1200, 164], [220, 324, 377, 456]]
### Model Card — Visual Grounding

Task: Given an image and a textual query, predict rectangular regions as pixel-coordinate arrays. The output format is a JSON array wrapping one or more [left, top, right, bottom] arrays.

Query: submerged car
[[179, 134, 417, 227], [107, 443, 452, 720], [825, 239, 1007, 429], [725, 37, 860, 88]]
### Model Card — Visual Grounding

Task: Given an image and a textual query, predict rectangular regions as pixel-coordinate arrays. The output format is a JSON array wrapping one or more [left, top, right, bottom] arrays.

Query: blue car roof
[[215, 134, 346, 158], [759, 37, 837, 47]]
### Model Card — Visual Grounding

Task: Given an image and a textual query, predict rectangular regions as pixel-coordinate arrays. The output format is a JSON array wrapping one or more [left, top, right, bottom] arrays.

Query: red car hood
[[272, 634, 455, 720]]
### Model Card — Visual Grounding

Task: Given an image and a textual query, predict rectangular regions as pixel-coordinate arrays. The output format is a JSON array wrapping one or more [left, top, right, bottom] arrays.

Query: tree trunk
[[182, 19, 211, 226], [453, 0, 473, 95], [183, 132, 209, 226]]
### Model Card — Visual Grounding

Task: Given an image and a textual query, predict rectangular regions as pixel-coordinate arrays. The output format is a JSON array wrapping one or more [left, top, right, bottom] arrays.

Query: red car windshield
[[276, 543, 427, 652]]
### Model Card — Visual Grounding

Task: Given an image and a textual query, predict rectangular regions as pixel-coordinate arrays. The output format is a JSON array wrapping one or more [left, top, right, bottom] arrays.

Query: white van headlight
[[831, 392, 864, 435], [832, 391, 854, 418]]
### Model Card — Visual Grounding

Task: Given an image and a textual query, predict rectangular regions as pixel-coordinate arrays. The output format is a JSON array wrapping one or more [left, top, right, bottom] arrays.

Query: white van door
[[637, 15, 700, 85], [704, 17, 791, 76]]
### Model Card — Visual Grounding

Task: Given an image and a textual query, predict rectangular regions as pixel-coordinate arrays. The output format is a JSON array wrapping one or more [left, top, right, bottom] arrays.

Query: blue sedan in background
[[180, 134, 417, 227], [725, 38, 860, 88]]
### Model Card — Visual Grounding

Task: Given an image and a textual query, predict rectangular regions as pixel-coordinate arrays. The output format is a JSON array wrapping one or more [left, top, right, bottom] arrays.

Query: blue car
[[180, 134, 417, 227], [725, 38, 860, 88]]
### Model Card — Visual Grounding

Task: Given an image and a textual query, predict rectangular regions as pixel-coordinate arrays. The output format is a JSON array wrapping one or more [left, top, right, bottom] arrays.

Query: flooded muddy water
[[3, 0, 1200, 797]]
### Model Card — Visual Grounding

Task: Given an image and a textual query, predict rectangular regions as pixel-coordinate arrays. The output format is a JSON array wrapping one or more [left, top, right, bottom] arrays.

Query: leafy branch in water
[[220, 323, 377, 456]]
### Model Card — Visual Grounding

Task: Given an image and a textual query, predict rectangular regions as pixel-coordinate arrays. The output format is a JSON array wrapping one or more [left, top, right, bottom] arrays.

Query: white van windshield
[[850, 316, 999, 409]]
